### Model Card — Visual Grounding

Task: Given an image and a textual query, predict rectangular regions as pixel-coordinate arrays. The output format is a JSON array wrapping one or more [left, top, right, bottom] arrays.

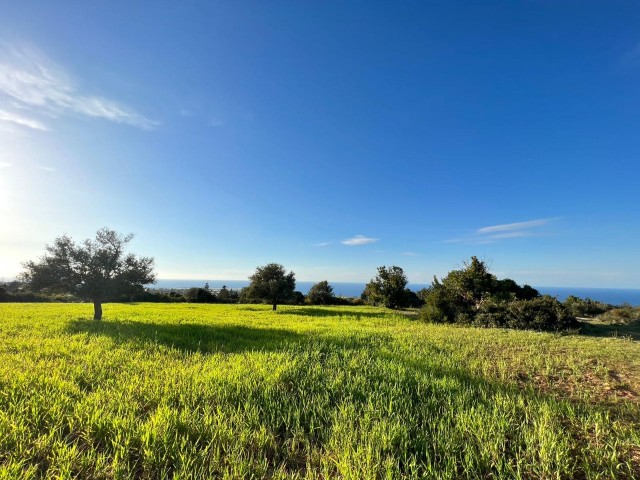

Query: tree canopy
[[20, 228, 156, 320], [245, 263, 296, 311], [362, 266, 409, 309], [420, 257, 575, 330], [307, 281, 336, 305]]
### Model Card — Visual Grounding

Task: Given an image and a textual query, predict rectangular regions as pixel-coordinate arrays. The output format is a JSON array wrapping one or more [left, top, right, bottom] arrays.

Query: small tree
[[363, 266, 408, 309], [307, 280, 336, 305], [20, 228, 156, 320], [442, 256, 497, 310], [218, 285, 231, 302], [245, 263, 296, 311]]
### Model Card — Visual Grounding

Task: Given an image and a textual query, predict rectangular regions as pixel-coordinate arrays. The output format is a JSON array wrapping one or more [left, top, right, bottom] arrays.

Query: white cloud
[[35, 165, 55, 172], [477, 218, 558, 234], [402, 251, 421, 256], [0, 161, 11, 168], [314, 242, 332, 247], [341, 235, 378, 246], [445, 217, 560, 244], [0, 44, 158, 130], [0, 109, 48, 131]]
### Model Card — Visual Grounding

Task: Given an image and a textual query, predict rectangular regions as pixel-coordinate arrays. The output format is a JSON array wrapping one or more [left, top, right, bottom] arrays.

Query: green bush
[[474, 296, 576, 331], [420, 257, 575, 331], [183, 287, 216, 303], [563, 295, 612, 318], [307, 281, 336, 305]]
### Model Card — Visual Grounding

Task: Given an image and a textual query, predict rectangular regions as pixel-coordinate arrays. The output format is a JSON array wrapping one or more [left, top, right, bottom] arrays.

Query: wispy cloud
[[314, 242, 332, 247], [445, 217, 560, 244], [0, 109, 48, 131], [0, 44, 158, 130], [341, 235, 378, 246], [402, 251, 421, 256], [477, 218, 558, 234], [0, 161, 11, 168], [35, 165, 55, 172]]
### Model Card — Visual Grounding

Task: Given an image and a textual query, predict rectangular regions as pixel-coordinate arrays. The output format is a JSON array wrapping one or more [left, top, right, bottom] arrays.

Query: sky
[[1, 1, 639, 288]]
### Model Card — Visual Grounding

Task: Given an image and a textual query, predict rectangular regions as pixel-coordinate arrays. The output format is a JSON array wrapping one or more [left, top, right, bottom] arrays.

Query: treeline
[[7, 229, 633, 331], [359, 257, 623, 331], [0, 280, 356, 306]]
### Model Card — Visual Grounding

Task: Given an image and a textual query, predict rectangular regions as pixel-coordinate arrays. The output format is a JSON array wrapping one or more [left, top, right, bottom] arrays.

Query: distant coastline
[[153, 279, 640, 306]]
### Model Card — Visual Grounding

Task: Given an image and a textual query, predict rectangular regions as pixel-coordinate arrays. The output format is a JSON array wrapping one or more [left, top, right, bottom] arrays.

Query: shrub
[[474, 296, 576, 331], [596, 305, 640, 325], [289, 291, 306, 305], [362, 266, 410, 309], [563, 295, 612, 318], [183, 288, 216, 303], [307, 281, 336, 305], [420, 257, 576, 331]]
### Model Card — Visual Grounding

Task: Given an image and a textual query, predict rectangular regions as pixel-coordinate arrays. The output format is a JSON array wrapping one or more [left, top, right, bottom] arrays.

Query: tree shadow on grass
[[284, 307, 391, 319], [578, 321, 640, 342], [66, 318, 304, 354]]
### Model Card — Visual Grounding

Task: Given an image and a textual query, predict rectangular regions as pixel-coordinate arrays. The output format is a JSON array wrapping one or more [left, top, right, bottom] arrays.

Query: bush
[[289, 291, 306, 305], [420, 285, 462, 323], [216, 286, 239, 304], [475, 296, 576, 331], [596, 305, 640, 325], [362, 266, 410, 309], [307, 281, 336, 305], [403, 289, 424, 308], [183, 288, 216, 303], [419, 257, 576, 331], [563, 296, 612, 318]]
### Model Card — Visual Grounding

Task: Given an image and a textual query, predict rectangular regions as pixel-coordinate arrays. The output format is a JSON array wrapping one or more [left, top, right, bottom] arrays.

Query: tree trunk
[[93, 301, 103, 320], [272, 301, 277, 311]]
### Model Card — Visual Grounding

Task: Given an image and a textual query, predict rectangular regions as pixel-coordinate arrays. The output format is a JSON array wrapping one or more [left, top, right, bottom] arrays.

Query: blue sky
[[1, 1, 639, 288]]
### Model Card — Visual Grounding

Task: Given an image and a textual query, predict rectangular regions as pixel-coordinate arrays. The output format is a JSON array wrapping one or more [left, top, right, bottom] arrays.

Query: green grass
[[0, 303, 639, 479]]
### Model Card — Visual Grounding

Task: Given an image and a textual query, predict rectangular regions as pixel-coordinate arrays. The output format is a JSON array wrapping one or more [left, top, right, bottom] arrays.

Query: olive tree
[[245, 263, 296, 311], [20, 228, 156, 320]]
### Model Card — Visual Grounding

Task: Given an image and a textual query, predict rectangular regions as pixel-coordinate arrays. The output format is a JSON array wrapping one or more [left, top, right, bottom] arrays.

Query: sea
[[153, 279, 640, 306]]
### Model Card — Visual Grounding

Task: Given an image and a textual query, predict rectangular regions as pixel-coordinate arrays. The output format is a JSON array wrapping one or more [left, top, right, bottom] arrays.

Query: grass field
[[0, 303, 639, 479]]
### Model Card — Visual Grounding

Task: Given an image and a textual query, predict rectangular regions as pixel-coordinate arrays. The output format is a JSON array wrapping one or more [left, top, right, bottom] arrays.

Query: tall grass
[[0, 303, 638, 478]]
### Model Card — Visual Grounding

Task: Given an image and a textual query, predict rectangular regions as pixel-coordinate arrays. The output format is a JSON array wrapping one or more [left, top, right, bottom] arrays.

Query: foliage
[[563, 295, 613, 318], [403, 288, 424, 308], [419, 257, 576, 331], [244, 263, 296, 310], [475, 295, 577, 331], [291, 291, 306, 305], [362, 265, 410, 309], [419, 283, 461, 323], [20, 228, 155, 319], [595, 305, 640, 325], [0, 303, 638, 478], [216, 285, 234, 303], [307, 280, 336, 305], [183, 287, 216, 303], [494, 278, 539, 301]]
